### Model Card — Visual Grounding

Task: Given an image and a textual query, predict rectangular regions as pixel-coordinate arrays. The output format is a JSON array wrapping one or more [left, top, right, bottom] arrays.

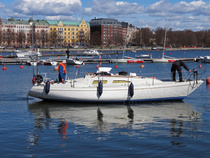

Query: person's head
[[62, 60, 66, 64]]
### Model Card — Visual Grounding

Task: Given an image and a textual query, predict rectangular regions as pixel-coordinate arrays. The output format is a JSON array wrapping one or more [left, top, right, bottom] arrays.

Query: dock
[[0, 56, 196, 65]]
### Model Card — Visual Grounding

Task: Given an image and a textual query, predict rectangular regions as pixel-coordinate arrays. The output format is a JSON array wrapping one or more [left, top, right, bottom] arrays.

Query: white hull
[[200, 56, 210, 63], [111, 58, 144, 63], [28, 68, 203, 103], [15, 49, 42, 58], [66, 58, 83, 65], [152, 58, 177, 63], [82, 49, 100, 56]]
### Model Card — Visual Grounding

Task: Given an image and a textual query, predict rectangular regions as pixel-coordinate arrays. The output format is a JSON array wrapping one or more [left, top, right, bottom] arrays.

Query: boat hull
[[28, 80, 203, 103], [152, 58, 177, 63]]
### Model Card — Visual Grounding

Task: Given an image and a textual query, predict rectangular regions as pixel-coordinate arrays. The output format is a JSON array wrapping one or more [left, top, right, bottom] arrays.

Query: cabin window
[[92, 80, 107, 84], [113, 80, 130, 83]]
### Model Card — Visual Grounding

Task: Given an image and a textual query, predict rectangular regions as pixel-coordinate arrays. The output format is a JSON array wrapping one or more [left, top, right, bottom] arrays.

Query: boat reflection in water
[[27, 101, 202, 147]]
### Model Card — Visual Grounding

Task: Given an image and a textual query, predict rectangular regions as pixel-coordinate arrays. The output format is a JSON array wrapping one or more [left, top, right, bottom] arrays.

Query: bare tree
[[5, 29, 15, 46], [90, 31, 101, 46], [140, 28, 153, 47], [16, 31, 26, 47], [49, 29, 58, 46], [0, 29, 2, 45], [40, 30, 49, 47]]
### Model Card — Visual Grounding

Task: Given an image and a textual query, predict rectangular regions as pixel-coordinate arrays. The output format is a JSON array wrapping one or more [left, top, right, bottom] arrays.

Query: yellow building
[[48, 18, 90, 46]]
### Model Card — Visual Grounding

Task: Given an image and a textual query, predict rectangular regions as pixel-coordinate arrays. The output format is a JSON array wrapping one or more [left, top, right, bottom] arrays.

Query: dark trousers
[[171, 64, 182, 81], [58, 74, 62, 82]]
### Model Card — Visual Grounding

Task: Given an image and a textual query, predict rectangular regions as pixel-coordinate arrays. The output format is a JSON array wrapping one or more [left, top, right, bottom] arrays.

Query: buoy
[[140, 64, 145, 68], [44, 81, 50, 94], [54, 66, 58, 71], [76, 65, 80, 68], [58, 56, 59, 58], [96, 65, 100, 69], [114, 65, 118, 68], [199, 64, 202, 68], [20, 65, 24, 69], [129, 83, 134, 97], [2, 67, 7, 70], [206, 77, 210, 84], [3, 66, 7, 70], [98, 81, 103, 96]]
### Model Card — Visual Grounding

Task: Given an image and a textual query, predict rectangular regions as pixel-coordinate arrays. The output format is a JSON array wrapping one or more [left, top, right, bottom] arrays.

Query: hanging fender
[[129, 82, 134, 98], [44, 81, 50, 94], [98, 81, 103, 96]]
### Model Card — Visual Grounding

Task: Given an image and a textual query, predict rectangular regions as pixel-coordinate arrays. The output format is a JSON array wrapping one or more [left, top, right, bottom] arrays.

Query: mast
[[162, 27, 167, 59]]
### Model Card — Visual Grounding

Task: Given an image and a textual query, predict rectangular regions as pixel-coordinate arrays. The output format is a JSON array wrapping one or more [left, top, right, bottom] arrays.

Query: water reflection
[[27, 101, 202, 147]]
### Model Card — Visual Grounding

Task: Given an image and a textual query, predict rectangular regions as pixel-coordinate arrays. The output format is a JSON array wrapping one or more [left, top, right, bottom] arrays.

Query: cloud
[[0, 2, 5, 8], [45, 15, 81, 21], [84, 0, 144, 17], [146, 0, 210, 16], [12, 0, 82, 16]]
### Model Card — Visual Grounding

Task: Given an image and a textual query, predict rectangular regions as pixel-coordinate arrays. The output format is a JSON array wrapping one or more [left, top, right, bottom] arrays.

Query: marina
[[0, 49, 204, 65], [1, 50, 210, 157]]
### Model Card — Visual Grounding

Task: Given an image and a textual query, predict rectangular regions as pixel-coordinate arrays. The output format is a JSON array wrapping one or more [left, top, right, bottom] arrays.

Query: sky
[[0, 0, 210, 31]]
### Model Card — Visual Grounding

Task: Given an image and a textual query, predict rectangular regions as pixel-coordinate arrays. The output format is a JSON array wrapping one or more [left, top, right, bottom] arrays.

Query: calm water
[[0, 50, 210, 158]]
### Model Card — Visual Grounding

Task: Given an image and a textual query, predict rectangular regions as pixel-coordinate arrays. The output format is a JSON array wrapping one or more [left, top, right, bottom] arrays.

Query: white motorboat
[[15, 49, 42, 58], [40, 60, 58, 66], [26, 61, 38, 66], [82, 49, 100, 56], [111, 58, 144, 63], [66, 58, 84, 65], [28, 67, 203, 103], [135, 54, 151, 59], [200, 56, 210, 63]]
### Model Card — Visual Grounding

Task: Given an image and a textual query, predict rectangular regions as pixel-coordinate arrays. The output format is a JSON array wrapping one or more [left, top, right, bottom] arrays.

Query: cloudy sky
[[0, 0, 210, 31]]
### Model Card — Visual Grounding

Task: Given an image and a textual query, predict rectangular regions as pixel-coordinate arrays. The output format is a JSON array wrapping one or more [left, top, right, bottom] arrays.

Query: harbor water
[[0, 50, 210, 158]]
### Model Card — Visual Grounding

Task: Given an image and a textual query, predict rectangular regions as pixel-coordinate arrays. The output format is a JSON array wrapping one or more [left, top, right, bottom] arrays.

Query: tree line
[[131, 27, 210, 48], [1, 26, 210, 48]]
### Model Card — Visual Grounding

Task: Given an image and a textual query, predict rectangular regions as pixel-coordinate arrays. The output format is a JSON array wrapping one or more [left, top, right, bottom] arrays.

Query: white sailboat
[[28, 67, 203, 103], [110, 46, 144, 63], [152, 27, 178, 63]]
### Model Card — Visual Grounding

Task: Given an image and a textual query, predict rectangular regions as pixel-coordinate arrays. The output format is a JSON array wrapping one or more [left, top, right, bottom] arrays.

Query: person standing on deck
[[171, 60, 191, 82], [58, 60, 67, 83], [66, 48, 70, 59]]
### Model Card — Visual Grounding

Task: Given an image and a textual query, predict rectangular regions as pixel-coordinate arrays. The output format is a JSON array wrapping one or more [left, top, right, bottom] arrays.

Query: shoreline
[[1, 47, 210, 52]]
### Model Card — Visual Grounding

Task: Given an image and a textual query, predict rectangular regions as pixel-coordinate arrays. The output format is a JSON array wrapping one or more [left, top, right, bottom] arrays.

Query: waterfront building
[[89, 18, 128, 46], [47, 18, 90, 46], [0, 17, 49, 47]]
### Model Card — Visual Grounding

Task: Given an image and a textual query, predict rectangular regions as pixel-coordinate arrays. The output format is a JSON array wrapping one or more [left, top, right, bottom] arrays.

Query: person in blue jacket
[[58, 60, 67, 83]]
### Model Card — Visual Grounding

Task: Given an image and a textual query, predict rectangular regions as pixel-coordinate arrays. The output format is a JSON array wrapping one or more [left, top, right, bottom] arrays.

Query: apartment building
[[0, 17, 49, 47], [47, 18, 90, 46], [89, 18, 128, 46]]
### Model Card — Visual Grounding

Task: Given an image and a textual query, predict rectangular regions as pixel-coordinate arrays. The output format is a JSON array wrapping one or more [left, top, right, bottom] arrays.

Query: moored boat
[[66, 58, 84, 65], [28, 67, 204, 103], [200, 56, 210, 63]]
